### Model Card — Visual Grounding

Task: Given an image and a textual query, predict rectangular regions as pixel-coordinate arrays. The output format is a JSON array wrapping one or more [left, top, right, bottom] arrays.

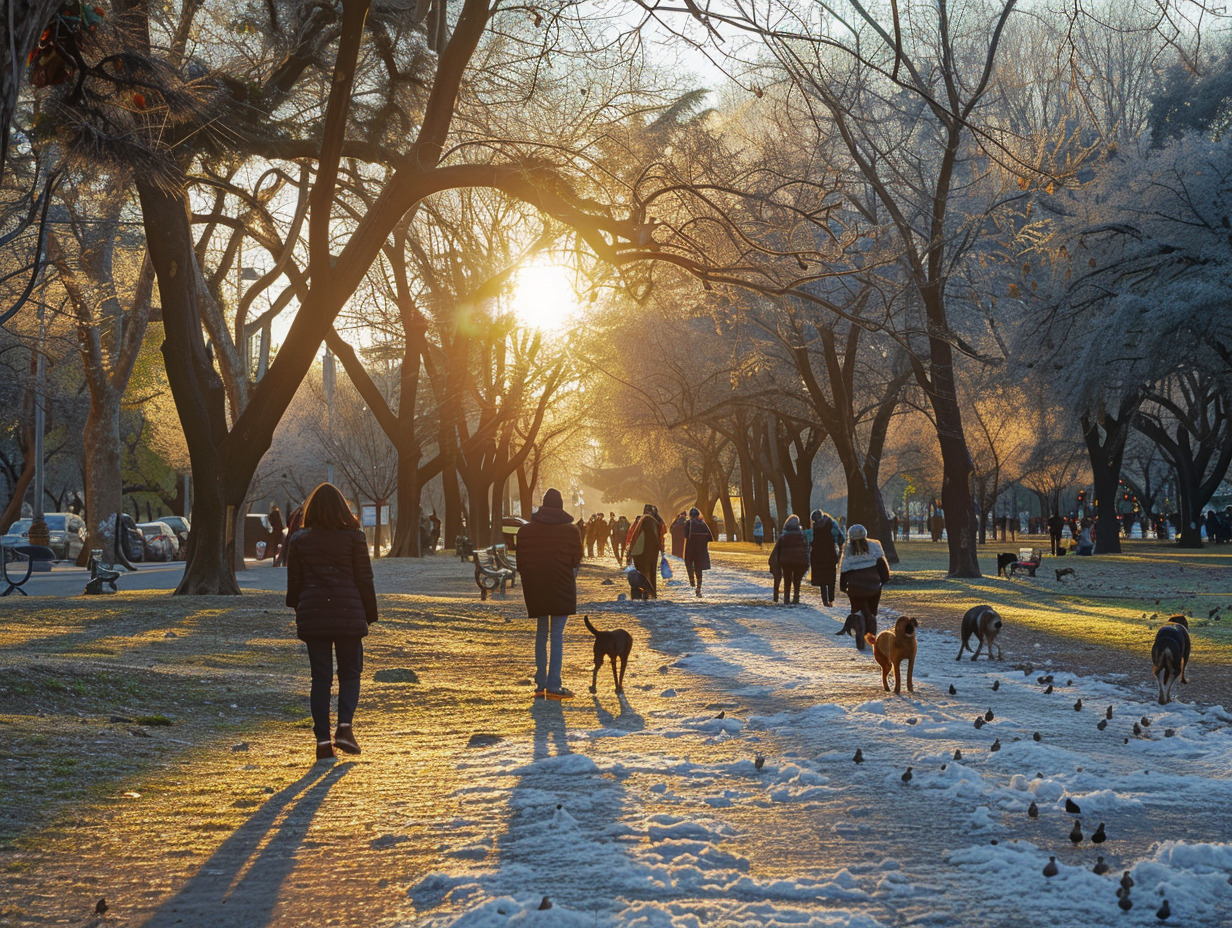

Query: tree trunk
[[0, 425, 35, 534], [81, 389, 123, 563], [1081, 400, 1137, 555], [389, 446, 423, 557]]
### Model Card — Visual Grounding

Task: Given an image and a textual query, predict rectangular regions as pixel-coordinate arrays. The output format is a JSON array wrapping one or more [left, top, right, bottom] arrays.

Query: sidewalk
[[2, 554, 1232, 926]]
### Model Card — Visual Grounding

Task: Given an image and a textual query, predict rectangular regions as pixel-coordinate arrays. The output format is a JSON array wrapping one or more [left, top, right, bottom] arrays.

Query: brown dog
[[585, 616, 633, 694], [866, 616, 919, 694], [1152, 615, 1191, 705]]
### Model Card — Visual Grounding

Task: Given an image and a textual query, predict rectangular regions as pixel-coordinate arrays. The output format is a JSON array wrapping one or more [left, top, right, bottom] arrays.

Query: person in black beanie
[[517, 488, 584, 699]]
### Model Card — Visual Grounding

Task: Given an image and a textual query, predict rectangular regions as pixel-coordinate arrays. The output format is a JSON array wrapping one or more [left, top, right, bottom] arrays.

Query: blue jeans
[[534, 616, 568, 691]]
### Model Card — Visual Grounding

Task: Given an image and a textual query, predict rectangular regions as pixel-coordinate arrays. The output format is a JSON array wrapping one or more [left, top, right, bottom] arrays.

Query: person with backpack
[[769, 514, 809, 604], [682, 507, 713, 597], [285, 483, 378, 761], [626, 504, 665, 597], [838, 524, 891, 650], [809, 509, 844, 607]]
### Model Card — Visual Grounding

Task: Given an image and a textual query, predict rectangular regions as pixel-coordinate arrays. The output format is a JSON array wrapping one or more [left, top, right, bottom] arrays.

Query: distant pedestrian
[[770, 514, 809, 604], [611, 515, 630, 563], [670, 511, 689, 559], [428, 512, 441, 553], [1047, 513, 1064, 556], [683, 507, 713, 597], [626, 504, 666, 596], [286, 483, 378, 762], [809, 509, 843, 607], [839, 524, 890, 651], [276, 504, 304, 566], [516, 488, 583, 700], [753, 515, 765, 548]]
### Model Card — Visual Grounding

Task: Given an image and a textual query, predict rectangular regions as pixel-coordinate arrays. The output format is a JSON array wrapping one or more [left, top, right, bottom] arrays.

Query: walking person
[[753, 515, 765, 548], [611, 515, 630, 563], [809, 509, 843, 607], [517, 488, 583, 700], [769, 514, 809, 604], [838, 524, 890, 651], [285, 483, 378, 762], [627, 504, 665, 597], [268, 505, 286, 565], [1047, 512, 1064, 556], [670, 511, 689, 559], [683, 507, 713, 597]]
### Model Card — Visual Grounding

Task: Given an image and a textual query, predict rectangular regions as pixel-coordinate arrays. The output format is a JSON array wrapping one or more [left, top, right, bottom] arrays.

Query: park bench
[[1009, 547, 1043, 579], [492, 543, 517, 581], [84, 549, 122, 595], [1, 544, 56, 596], [472, 547, 515, 600]]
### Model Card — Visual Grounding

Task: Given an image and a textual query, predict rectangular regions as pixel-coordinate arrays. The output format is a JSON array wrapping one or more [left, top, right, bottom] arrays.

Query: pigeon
[[1044, 684, 1054, 695], [985, 709, 995, 722], [1033, 731, 1041, 742], [1028, 801, 1039, 818], [716, 710, 726, 719], [95, 899, 108, 916], [1074, 698, 1083, 711], [1066, 797, 1082, 814], [1157, 899, 1171, 921], [954, 749, 963, 761], [901, 766, 913, 784], [1121, 872, 1135, 891], [539, 896, 553, 910], [1094, 856, 1109, 875], [1106, 706, 1114, 720], [754, 755, 765, 771], [1067, 679, 1073, 686], [992, 680, 1000, 691], [1134, 722, 1143, 736], [949, 684, 957, 695], [1043, 856, 1059, 877], [853, 748, 864, 764], [991, 738, 1001, 752], [975, 717, 986, 730], [1119, 895, 1133, 912], [1070, 820, 1083, 845], [1097, 719, 1107, 731], [1141, 716, 1151, 727], [1092, 822, 1106, 844]]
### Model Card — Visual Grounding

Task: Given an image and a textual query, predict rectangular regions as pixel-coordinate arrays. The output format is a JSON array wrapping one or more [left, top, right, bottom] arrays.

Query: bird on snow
[[715, 710, 725, 719], [1070, 820, 1083, 845], [1092, 823, 1106, 844], [949, 684, 957, 695], [975, 717, 986, 730], [1157, 899, 1171, 921], [1033, 731, 1041, 742], [1106, 706, 1114, 720], [901, 766, 913, 784], [1141, 716, 1151, 727], [1120, 872, 1135, 891], [1094, 856, 1109, 875], [95, 899, 108, 916], [1074, 698, 1083, 711], [754, 755, 765, 771], [539, 896, 553, 911], [990, 738, 1001, 752], [992, 680, 1000, 691], [1028, 801, 1039, 818], [1097, 719, 1108, 731], [1065, 797, 1081, 814], [1133, 722, 1143, 736], [1119, 895, 1133, 912], [1044, 684, 1054, 695], [985, 709, 995, 722], [954, 749, 963, 761], [853, 748, 864, 764], [1043, 856, 1059, 877]]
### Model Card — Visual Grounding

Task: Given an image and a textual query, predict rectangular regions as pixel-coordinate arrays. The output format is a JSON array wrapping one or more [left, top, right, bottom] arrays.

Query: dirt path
[[2, 550, 1230, 927]]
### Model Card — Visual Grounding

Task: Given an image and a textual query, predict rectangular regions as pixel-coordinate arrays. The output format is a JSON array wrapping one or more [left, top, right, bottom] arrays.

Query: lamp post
[[26, 297, 50, 566]]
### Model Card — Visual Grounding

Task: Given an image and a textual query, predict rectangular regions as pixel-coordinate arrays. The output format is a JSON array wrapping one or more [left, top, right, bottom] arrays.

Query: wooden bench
[[492, 543, 517, 583], [473, 547, 515, 600], [1, 544, 56, 596], [1009, 547, 1043, 578]]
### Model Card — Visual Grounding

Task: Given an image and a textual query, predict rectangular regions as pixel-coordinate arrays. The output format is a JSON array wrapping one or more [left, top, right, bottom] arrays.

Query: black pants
[[813, 563, 837, 605], [782, 565, 805, 603], [633, 553, 658, 596], [848, 591, 881, 638], [1050, 533, 1063, 556], [305, 636, 363, 743]]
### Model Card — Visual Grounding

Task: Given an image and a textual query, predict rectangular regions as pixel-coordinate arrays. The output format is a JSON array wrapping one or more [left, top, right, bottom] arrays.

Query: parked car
[[159, 515, 190, 554], [137, 521, 180, 561], [244, 513, 276, 559], [1, 513, 86, 562]]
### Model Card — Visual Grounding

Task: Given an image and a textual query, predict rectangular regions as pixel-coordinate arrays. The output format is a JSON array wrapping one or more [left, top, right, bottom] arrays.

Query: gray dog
[[956, 605, 1003, 661]]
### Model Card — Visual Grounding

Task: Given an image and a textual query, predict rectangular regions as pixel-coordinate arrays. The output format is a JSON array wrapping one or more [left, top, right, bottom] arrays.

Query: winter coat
[[683, 517, 713, 571], [809, 515, 840, 585], [669, 516, 688, 558], [517, 506, 584, 617], [627, 514, 664, 559], [838, 539, 891, 595], [771, 526, 809, 569], [286, 528, 378, 640]]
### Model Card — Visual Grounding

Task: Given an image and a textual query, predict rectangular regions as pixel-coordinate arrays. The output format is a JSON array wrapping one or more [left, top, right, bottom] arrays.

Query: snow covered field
[[408, 565, 1232, 927]]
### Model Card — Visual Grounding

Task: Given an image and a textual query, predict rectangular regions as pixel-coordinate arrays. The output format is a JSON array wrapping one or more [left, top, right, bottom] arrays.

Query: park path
[[3, 554, 1232, 927]]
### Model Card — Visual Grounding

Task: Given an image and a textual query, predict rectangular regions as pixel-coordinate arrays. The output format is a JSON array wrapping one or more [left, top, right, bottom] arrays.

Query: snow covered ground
[[405, 564, 1232, 927]]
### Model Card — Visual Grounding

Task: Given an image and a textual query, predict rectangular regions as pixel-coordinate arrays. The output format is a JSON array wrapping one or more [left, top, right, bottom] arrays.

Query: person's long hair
[[848, 537, 870, 555], [302, 483, 360, 530]]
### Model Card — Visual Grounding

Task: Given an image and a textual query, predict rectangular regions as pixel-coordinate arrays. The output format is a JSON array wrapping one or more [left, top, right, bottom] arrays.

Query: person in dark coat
[[268, 505, 286, 565], [838, 524, 890, 651], [1047, 512, 1064, 556], [611, 515, 630, 563], [517, 488, 583, 699], [683, 507, 713, 597], [576, 516, 587, 553], [809, 509, 843, 607], [769, 514, 809, 604], [626, 504, 665, 596], [669, 511, 688, 559], [285, 483, 378, 761]]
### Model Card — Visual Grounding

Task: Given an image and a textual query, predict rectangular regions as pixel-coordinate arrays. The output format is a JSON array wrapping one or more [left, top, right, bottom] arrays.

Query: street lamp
[[26, 296, 51, 570]]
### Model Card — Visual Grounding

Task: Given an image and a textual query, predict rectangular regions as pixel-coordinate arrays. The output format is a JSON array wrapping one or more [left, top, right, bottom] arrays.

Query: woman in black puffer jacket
[[286, 483, 378, 761]]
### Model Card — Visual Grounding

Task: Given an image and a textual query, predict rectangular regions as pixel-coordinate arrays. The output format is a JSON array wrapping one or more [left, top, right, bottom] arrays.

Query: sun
[[510, 264, 577, 333]]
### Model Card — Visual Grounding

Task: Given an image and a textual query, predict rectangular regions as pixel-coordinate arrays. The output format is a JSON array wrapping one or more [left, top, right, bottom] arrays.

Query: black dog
[[1152, 615, 1191, 705], [584, 616, 633, 694], [625, 567, 655, 600], [835, 611, 876, 650], [1055, 567, 1076, 582], [957, 605, 1003, 661], [996, 553, 1018, 577]]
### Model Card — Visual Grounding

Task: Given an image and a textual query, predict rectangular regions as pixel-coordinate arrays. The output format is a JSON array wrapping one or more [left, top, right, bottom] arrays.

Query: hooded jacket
[[517, 504, 584, 617], [683, 517, 713, 570], [286, 528, 378, 639]]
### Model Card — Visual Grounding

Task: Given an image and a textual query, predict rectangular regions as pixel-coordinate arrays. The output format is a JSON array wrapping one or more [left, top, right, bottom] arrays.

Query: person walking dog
[[286, 483, 378, 762], [838, 524, 890, 651], [517, 488, 584, 699]]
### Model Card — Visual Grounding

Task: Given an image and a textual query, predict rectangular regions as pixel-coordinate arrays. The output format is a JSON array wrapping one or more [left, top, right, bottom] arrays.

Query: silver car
[[1, 513, 87, 562]]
